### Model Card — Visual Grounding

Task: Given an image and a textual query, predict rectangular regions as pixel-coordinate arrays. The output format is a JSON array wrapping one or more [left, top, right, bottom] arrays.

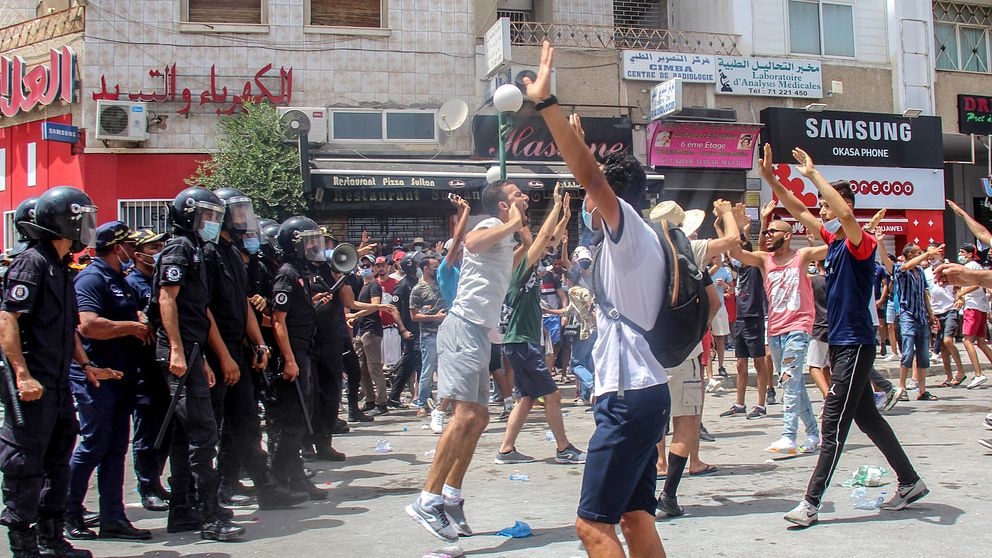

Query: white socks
[[442, 484, 461, 504], [419, 490, 443, 508]]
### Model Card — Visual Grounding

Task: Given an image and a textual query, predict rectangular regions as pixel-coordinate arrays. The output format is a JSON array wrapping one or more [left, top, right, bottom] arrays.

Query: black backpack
[[593, 218, 710, 382]]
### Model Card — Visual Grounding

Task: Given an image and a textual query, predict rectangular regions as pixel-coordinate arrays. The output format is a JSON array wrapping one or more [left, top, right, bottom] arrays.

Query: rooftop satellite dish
[[437, 99, 469, 133]]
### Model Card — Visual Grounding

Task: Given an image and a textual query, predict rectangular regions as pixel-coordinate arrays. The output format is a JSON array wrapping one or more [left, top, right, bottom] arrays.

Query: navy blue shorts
[[577, 383, 671, 524], [503, 342, 558, 399]]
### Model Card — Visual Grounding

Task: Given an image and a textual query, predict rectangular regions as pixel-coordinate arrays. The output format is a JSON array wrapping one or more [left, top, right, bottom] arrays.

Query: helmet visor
[[301, 229, 325, 262], [225, 196, 258, 235], [76, 206, 98, 247], [192, 201, 226, 244]]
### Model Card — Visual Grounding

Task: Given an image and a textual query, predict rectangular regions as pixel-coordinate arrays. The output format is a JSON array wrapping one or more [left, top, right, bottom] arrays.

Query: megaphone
[[328, 242, 359, 274]]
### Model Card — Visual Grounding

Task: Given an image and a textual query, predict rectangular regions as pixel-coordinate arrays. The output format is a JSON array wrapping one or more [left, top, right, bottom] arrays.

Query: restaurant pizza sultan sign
[[0, 47, 77, 118]]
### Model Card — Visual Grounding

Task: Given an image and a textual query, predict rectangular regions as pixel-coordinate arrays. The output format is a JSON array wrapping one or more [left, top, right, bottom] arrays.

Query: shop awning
[[309, 158, 664, 192]]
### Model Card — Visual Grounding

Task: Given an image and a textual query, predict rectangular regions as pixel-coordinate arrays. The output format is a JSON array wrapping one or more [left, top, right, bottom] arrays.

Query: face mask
[[199, 220, 222, 244], [579, 259, 591, 270], [324, 248, 334, 261], [243, 237, 261, 255], [823, 218, 842, 234], [416, 268, 424, 280], [581, 199, 594, 230], [359, 268, 374, 279], [808, 264, 817, 274], [958, 255, 969, 264]]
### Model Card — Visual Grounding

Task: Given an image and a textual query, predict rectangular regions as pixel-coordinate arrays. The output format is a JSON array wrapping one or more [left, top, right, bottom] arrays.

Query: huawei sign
[[770, 164, 943, 210]]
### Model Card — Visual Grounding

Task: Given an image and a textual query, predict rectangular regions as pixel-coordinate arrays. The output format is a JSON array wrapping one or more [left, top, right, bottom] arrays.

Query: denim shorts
[[898, 314, 930, 369]]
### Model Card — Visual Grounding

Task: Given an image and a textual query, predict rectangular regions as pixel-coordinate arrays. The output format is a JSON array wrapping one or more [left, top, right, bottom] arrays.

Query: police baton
[[154, 343, 200, 450], [0, 350, 25, 427], [295, 374, 314, 436]]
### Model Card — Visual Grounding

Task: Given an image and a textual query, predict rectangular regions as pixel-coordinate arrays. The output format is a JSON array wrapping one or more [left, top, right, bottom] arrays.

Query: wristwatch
[[535, 95, 559, 111]]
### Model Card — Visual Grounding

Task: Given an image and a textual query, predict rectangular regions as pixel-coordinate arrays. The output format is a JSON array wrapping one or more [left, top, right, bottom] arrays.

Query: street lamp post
[[493, 84, 524, 181]]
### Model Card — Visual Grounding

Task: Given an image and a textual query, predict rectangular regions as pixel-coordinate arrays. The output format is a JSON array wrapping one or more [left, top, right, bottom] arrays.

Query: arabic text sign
[[647, 121, 760, 169], [485, 18, 512, 77], [715, 57, 822, 98], [622, 51, 716, 83], [92, 63, 293, 116], [768, 164, 944, 210], [650, 78, 683, 120], [1, 46, 77, 119]]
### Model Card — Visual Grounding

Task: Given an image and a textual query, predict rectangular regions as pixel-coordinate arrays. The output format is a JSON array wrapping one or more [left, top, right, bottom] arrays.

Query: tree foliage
[[186, 101, 306, 221]]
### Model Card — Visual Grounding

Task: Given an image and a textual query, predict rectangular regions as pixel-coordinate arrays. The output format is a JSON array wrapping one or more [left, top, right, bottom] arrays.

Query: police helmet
[[213, 188, 258, 239], [277, 216, 325, 263], [22, 187, 98, 247], [13, 197, 39, 241], [169, 187, 225, 244]]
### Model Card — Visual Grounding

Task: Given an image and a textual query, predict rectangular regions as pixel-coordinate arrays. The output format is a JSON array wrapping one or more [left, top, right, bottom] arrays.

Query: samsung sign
[[761, 107, 943, 169]]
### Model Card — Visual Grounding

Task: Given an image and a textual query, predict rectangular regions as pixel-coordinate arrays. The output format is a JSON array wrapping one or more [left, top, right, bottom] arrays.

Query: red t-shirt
[[377, 276, 398, 327]]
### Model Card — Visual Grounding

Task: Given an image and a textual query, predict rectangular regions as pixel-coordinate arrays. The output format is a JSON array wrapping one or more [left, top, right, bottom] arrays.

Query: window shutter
[[187, 0, 262, 24], [311, 0, 382, 28]]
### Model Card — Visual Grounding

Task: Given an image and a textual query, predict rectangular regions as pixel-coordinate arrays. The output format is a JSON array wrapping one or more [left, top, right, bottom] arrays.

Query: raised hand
[[569, 113, 586, 143], [522, 41, 555, 104], [758, 143, 775, 178], [713, 199, 732, 217], [947, 199, 966, 216], [865, 208, 886, 232], [792, 148, 816, 177]]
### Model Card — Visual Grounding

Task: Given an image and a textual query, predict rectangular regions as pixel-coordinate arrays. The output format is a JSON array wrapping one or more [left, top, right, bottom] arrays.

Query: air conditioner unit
[[277, 107, 328, 144], [95, 100, 148, 141]]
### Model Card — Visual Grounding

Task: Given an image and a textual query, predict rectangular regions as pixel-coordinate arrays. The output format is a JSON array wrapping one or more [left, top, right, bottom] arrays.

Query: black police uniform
[[0, 242, 80, 530], [126, 267, 172, 499], [150, 234, 222, 525], [203, 238, 272, 493], [311, 266, 349, 449], [270, 260, 316, 486], [387, 271, 422, 404], [341, 274, 368, 419], [65, 257, 142, 525]]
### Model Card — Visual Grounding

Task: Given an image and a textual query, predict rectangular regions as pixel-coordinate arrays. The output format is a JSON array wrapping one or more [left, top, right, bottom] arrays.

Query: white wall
[[0, 1, 39, 27]]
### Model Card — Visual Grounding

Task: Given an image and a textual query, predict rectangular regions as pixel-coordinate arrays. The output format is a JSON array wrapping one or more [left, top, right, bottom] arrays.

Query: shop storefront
[[944, 94, 992, 249], [761, 107, 946, 250]]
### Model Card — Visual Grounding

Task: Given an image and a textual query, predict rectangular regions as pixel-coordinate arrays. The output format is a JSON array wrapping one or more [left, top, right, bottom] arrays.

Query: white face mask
[[823, 218, 842, 234]]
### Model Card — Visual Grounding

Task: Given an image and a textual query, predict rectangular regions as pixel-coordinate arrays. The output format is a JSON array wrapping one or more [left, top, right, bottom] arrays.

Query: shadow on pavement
[[817, 502, 964, 527], [462, 524, 579, 556]]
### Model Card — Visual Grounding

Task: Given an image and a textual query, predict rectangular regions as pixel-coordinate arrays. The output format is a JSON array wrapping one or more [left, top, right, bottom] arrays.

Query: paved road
[[18, 357, 992, 557]]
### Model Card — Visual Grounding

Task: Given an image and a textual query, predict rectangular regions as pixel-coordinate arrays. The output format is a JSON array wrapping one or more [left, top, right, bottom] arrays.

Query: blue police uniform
[[65, 257, 141, 525]]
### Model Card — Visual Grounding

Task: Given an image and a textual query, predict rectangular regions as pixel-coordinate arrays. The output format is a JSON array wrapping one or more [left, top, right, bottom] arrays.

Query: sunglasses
[[763, 228, 790, 236]]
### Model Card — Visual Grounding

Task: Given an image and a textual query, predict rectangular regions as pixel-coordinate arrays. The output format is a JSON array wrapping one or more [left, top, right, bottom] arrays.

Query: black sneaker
[[746, 406, 767, 420], [766, 387, 777, 405], [386, 399, 408, 409], [718, 367, 729, 378], [332, 418, 351, 434], [719, 404, 746, 417], [200, 518, 245, 542], [370, 406, 390, 416], [699, 424, 716, 442], [360, 402, 376, 412], [62, 516, 96, 540], [656, 493, 685, 518], [349, 410, 374, 423]]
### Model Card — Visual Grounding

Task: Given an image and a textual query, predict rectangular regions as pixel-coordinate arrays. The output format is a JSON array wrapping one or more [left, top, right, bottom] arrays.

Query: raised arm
[[948, 199, 992, 247], [442, 195, 471, 268], [525, 42, 620, 233], [704, 200, 741, 259], [792, 148, 862, 247], [902, 244, 943, 272], [464, 202, 524, 254], [526, 189, 567, 267], [759, 144, 822, 235]]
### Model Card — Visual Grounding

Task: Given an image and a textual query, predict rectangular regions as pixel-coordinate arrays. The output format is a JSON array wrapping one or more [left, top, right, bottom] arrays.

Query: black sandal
[[950, 375, 967, 387], [917, 391, 938, 401]]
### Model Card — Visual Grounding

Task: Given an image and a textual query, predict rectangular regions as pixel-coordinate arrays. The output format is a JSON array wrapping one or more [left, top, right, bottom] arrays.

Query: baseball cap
[[374, 256, 387, 264], [127, 227, 167, 247], [573, 246, 593, 262], [95, 221, 130, 252], [393, 250, 406, 262]]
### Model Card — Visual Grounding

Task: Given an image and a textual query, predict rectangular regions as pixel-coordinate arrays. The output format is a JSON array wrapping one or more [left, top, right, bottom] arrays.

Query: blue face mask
[[325, 248, 334, 261], [199, 220, 222, 244], [823, 218, 842, 234], [581, 199, 594, 231], [417, 268, 424, 280], [359, 268, 374, 279], [244, 237, 261, 254]]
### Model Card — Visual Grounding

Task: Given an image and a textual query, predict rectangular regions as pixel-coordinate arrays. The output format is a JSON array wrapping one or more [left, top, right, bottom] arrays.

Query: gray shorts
[[437, 313, 492, 406]]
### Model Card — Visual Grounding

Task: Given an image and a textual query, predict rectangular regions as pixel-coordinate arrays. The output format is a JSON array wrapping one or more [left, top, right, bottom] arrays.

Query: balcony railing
[[509, 22, 741, 55], [0, 5, 85, 52]]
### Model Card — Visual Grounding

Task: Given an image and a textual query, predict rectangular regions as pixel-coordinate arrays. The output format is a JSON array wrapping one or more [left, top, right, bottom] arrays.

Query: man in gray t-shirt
[[406, 181, 528, 543]]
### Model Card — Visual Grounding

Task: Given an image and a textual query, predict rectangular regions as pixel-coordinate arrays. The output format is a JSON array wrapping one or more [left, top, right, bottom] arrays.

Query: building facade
[[3, 0, 991, 254]]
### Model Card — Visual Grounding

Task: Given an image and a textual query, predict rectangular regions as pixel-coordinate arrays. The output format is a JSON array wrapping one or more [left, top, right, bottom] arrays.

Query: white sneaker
[[967, 375, 988, 390], [706, 378, 722, 393], [799, 435, 820, 453], [906, 378, 919, 391], [784, 500, 818, 527], [430, 409, 446, 434], [765, 437, 797, 455], [883, 354, 896, 362]]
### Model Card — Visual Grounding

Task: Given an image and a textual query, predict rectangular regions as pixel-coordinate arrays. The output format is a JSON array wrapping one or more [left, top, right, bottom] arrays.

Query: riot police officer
[[270, 217, 329, 499], [63, 222, 152, 541], [0, 186, 120, 558], [148, 187, 244, 541], [124, 228, 173, 512], [206, 189, 307, 510], [0, 198, 38, 306]]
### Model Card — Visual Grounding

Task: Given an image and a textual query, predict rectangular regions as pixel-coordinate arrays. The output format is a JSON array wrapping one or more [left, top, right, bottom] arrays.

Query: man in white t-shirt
[[526, 41, 678, 557], [955, 243, 992, 389], [406, 180, 527, 542], [923, 245, 965, 386]]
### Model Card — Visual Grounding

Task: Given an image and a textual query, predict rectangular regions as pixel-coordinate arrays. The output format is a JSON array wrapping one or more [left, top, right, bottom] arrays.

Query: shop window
[[309, 0, 385, 28], [183, 0, 264, 24], [934, 2, 992, 73], [347, 215, 450, 251], [330, 110, 438, 143], [2, 211, 14, 254], [788, 1, 855, 58], [119, 200, 171, 235], [613, 0, 666, 29]]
